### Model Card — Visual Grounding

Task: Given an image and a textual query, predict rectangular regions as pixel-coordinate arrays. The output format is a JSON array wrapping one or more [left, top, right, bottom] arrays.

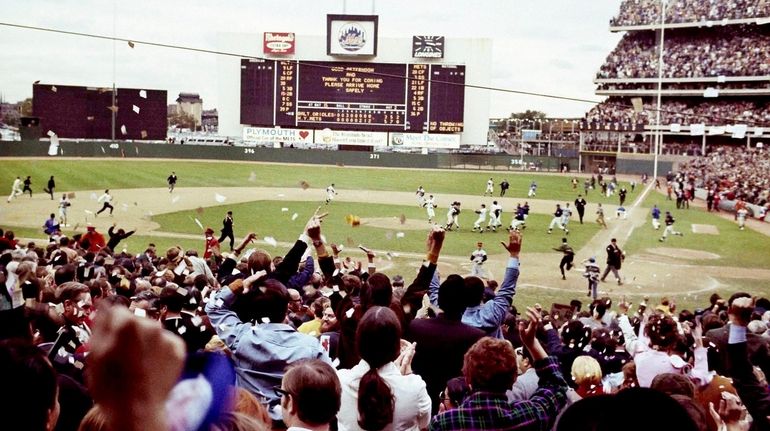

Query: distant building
[[202, 109, 218, 132], [176, 92, 203, 128]]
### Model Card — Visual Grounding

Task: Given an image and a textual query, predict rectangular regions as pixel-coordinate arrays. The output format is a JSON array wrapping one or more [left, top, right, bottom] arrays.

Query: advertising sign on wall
[[242, 127, 313, 143], [389, 132, 460, 149], [263, 32, 295, 54], [314, 128, 388, 146]]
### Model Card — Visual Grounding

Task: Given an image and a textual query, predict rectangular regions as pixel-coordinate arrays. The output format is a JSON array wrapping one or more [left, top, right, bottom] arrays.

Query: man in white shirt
[[472, 204, 488, 232], [484, 178, 494, 196], [59, 194, 71, 226], [6, 176, 22, 202], [470, 242, 488, 278], [487, 201, 503, 231], [325, 184, 337, 205], [424, 194, 437, 224], [416, 186, 426, 207], [96, 189, 114, 216], [280, 359, 341, 431]]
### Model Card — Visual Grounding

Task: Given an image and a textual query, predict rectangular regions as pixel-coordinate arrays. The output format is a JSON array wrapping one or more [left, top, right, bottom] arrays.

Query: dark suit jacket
[[705, 325, 770, 379], [406, 314, 485, 413]]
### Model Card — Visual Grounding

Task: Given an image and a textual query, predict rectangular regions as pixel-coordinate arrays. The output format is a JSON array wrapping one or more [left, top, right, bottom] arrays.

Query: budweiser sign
[[263, 32, 295, 54]]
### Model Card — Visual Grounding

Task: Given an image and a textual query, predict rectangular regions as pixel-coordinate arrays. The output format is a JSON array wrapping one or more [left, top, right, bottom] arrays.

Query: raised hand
[[501, 229, 522, 258]]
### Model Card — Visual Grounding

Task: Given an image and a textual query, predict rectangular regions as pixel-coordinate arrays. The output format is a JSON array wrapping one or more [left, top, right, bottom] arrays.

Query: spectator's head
[[0, 340, 60, 431], [727, 292, 751, 307], [280, 359, 341, 429], [361, 272, 392, 311], [462, 337, 517, 393], [645, 313, 679, 350], [247, 279, 290, 324], [78, 405, 108, 431], [463, 276, 486, 307], [571, 355, 603, 388], [514, 345, 534, 375], [320, 306, 338, 333], [441, 376, 470, 411], [355, 306, 401, 430], [54, 264, 76, 286], [247, 250, 272, 274], [556, 388, 698, 431], [651, 373, 696, 398], [159, 286, 185, 317], [130, 290, 160, 320], [590, 300, 608, 320], [310, 297, 330, 320], [287, 288, 302, 313], [57, 282, 92, 325], [438, 274, 467, 319], [562, 320, 590, 350]]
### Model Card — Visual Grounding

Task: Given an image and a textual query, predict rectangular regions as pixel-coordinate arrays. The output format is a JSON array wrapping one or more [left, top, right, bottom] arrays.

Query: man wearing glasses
[[276, 359, 341, 431]]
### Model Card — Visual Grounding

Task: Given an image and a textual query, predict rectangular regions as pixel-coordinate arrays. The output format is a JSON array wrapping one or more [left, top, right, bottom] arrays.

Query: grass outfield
[[0, 159, 639, 204], [151, 200, 601, 256]]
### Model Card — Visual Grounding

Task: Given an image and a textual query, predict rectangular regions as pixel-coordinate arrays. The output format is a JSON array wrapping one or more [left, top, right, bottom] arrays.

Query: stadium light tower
[[653, 0, 668, 181]]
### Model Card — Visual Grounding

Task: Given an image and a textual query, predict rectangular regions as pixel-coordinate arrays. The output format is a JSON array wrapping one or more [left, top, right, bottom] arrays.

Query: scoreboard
[[241, 59, 465, 133]]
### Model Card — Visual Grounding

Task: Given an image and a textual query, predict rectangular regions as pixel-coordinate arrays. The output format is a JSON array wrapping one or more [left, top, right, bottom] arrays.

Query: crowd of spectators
[[678, 145, 770, 206], [611, 0, 770, 27], [597, 26, 770, 79], [584, 98, 770, 128], [2, 206, 770, 430], [597, 82, 770, 92]]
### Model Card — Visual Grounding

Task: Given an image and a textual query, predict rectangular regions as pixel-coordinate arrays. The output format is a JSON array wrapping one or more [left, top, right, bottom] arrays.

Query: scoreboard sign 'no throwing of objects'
[[327, 14, 378, 56]]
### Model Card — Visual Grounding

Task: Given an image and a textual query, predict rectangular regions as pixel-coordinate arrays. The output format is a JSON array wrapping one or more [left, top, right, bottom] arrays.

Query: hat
[[651, 373, 696, 398], [205, 227, 214, 234], [87, 225, 96, 232], [589, 257, 596, 263]]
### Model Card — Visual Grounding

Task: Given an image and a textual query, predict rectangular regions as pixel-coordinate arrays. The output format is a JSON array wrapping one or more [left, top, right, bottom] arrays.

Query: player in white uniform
[[487, 201, 503, 231], [59, 194, 71, 226], [416, 186, 426, 207], [528, 181, 537, 197], [470, 241, 488, 278], [325, 183, 337, 205], [560, 203, 572, 234], [445, 201, 461, 231], [472, 204, 488, 232], [96, 190, 114, 216], [737, 208, 748, 230], [6, 176, 22, 202], [484, 178, 494, 196], [424, 194, 437, 224]]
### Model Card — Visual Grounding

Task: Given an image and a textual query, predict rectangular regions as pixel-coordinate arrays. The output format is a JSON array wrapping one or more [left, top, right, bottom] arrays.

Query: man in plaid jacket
[[429, 306, 568, 430]]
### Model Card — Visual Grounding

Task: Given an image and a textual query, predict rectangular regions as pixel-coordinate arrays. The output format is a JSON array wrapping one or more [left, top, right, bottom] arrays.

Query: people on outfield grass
[[548, 204, 568, 234], [584, 178, 591, 195], [651, 205, 661, 229], [601, 238, 624, 285], [618, 186, 627, 206], [470, 241, 488, 278], [510, 203, 527, 230], [325, 183, 337, 205], [487, 200, 502, 231], [472, 204, 488, 233], [58, 193, 71, 226], [499, 179, 509, 196], [203, 227, 220, 259], [660, 211, 684, 242], [416, 185, 426, 207], [43, 175, 55, 200], [424, 194, 437, 224], [553, 237, 575, 280], [446, 201, 461, 231], [484, 178, 494, 196], [6, 176, 22, 202], [596, 203, 608, 228], [167, 171, 177, 193], [218, 210, 235, 251], [582, 257, 601, 299], [574, 194, 587, 224], [615, 205, 627, 220], [22, 176, 32, 198], [96, 189, 114, 216], [528, 180, 537, 197], [80, 225, 106, 253]]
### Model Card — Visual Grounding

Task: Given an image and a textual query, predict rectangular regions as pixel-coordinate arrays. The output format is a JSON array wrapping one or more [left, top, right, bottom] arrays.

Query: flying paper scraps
[[281, 208, 289, 212], [84, 210, 94, 214], [90, 193, 98, 200], [140, 130, 148, 139], [299, 180, 310, 190], [67, 192, 76, 199], [396, 232, 405, 238], [291, 213, 298, 221], [120, 125, 127, 135], [399, 214, 406, 224], [51, 85, 57, 92], [194, 218, 204, 230], [248, 172, 257, 182], [132, 105, 140, 114], [263, 236, 278, 247], [215, 193, 227, 203], [128, 40, 135, 48], [345, 214, 361, 227], [139, 90, 147, 98], [171, 195, 180, 204], [195, 207, 204, 214], [346, 237, 354, 246]]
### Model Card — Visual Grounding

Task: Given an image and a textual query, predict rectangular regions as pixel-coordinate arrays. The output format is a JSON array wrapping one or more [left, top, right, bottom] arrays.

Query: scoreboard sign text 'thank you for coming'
[[327, 15, 378, 56]]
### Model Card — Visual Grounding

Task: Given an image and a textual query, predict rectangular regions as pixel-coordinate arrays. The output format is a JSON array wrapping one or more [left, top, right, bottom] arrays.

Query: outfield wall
[[0, 140, 578, 172]]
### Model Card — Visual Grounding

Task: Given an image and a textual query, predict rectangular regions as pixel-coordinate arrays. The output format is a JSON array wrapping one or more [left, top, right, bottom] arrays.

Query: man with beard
[[318, 305, 340, 361]]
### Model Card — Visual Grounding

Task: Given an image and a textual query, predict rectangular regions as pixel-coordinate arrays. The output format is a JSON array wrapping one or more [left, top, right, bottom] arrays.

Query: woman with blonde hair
[[571, 355, 604, 398]]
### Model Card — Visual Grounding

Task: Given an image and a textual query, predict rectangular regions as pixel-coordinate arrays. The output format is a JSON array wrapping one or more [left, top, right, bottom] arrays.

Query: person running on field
[[553, 238, 575, 280]]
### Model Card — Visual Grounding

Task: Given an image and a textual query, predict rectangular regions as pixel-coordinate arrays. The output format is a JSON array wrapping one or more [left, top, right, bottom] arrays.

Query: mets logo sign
[[338, 22, 366, 52]]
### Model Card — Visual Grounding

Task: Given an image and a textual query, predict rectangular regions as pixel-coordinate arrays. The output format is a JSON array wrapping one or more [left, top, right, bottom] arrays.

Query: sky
[[0, 0, 622, 119]]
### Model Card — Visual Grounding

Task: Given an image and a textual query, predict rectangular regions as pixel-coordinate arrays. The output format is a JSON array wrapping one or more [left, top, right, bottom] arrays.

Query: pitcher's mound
[[646, 247, 720, 260], [362, 217, 431, 230]]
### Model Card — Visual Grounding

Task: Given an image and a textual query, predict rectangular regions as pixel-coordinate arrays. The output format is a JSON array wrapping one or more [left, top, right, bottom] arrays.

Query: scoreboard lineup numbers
[[240, 59, 465, 133]]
